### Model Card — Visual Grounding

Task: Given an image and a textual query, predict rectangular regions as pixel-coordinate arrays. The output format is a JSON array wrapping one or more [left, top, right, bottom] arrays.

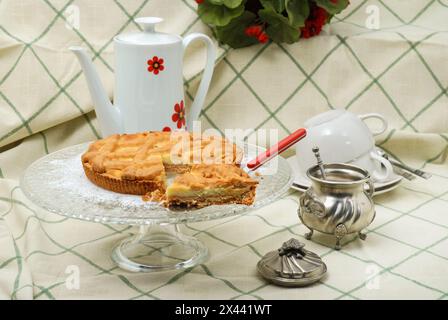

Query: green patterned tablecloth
[[0, 0, 447, 299]]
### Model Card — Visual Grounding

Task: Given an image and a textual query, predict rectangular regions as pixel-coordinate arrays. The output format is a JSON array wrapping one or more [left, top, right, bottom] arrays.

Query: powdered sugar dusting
[[47, 155, 161, 211]]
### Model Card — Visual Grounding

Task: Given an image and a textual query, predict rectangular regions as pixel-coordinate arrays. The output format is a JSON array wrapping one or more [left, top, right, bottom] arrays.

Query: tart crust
[[167, 191, 256, 209], [82, 162, 165, 195]]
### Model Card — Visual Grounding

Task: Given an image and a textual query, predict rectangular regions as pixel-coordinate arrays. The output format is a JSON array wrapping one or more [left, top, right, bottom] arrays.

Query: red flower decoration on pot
[[172, 100, 186, 129], [147, 56, 165, 75]]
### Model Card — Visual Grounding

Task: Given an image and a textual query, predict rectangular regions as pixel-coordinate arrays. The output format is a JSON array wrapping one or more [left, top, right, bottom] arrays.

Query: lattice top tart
[[81, 132, 257, 208]]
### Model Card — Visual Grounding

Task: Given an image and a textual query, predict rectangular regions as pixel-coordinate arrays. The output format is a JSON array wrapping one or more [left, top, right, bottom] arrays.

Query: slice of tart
[[166, 164, 258, 208]]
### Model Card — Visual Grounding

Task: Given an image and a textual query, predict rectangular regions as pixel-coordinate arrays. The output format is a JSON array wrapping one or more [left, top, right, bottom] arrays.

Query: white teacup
[[296, 110, 393, 182]]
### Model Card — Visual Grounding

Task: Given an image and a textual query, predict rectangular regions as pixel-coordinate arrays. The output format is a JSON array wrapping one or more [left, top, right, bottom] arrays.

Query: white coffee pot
[[70, 17, 216, 136]]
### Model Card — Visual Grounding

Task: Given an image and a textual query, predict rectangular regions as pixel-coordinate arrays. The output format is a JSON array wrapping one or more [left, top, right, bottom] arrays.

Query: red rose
[[300, 6, 328, 39], [245, 25, 263, 37], [257, 32, 269, 43]]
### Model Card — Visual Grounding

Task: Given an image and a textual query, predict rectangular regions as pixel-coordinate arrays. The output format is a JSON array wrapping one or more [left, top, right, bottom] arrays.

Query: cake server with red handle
[[247, 128, 307, 171]]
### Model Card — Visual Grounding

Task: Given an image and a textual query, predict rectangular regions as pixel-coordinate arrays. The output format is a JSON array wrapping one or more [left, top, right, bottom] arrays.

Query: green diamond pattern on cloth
[[0, 0, 447, 299]]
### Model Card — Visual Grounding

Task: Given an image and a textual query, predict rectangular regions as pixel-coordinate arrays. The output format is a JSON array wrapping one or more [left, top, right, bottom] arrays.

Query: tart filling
[[166, 164, 258, 208]]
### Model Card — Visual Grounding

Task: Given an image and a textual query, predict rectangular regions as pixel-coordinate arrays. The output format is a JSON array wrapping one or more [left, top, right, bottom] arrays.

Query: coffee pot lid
[[257, 238, 327, 287], [115, 17, 181, 45]]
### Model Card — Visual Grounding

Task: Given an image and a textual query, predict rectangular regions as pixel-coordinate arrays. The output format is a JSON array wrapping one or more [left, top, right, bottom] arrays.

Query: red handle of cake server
[[246, 128, 307, 171]]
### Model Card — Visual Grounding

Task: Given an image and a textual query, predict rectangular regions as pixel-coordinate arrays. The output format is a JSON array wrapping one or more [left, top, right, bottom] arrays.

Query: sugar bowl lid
[[257, 238, 327, 287]]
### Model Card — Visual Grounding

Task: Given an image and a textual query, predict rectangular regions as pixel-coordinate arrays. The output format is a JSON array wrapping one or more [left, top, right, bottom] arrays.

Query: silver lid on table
[[257, 238, 327, 287]]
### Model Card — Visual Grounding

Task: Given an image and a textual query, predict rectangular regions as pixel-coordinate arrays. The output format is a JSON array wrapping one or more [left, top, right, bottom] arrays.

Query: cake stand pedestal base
[[112, 224, 208, 272]]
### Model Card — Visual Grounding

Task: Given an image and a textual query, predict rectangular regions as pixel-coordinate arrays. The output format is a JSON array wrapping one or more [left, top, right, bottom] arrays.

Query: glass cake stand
[[20, 142, 293, 272]]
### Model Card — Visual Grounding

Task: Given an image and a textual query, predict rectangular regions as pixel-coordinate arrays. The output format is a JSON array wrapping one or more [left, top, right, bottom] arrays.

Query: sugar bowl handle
[[365, 178, 375, 197], [182, 33, 216, 130]]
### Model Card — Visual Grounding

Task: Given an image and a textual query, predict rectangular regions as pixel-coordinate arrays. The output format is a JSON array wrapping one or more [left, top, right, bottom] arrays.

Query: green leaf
[[285, 0, 309, 28], [198, 1, 245, 26], [259, 8, 300, 43], [260, 0, 285, 13], [314, 0, 350, 15], [215, 11, 259, 48], [209, 0, 244, 9]]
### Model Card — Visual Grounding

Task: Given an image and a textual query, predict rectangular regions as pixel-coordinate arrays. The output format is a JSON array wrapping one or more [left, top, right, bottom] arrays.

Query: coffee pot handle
[[182, 33, 216, 130], [358, 113, 388, 136]]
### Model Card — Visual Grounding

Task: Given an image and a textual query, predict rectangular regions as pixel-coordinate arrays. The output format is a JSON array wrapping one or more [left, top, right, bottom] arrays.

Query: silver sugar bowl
[[298, 163, 376, 250]]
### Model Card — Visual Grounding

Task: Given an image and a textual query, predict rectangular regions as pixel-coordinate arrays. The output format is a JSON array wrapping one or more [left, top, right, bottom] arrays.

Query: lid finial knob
[[135, 17, 163, 33]]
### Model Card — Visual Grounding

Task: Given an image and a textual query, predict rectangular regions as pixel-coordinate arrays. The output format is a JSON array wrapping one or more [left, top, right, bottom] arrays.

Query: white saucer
[[287, 156, 403, 196]]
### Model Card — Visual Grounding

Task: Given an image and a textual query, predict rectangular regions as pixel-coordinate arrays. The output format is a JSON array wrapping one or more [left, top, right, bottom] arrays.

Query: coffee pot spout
[[69, 46, 122, 136]]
